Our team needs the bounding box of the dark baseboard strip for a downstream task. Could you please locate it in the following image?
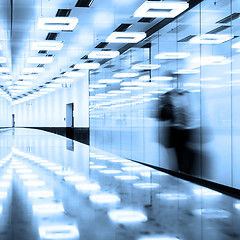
[21,127,89,145]
[130,158,240,200]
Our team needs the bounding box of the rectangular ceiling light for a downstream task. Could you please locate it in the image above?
[19,75,38,80]
[27,56,53,64]
[190,34,233,44]
[155,52,190,59]
[23,67,45,73]
[134,1,189,18]
[38,17,78,31]
[63,72,85,77]
[1,75,12,80]
[54,78,74,83]
[98,79,122,84]
[106,32,146,43]
[232,41,240,49]
[113,73,139,78]
[131,64,161,70]
[88,51,119,59]
[16,81,33,85]
[74,63,100,69]
[0,67,9,72]
[31,41,64,51]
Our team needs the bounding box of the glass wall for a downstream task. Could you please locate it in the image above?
[90,0,240,189]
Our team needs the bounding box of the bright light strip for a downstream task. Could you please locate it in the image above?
[114,175,139,180]
[23,67,45,73]
[47,83,62,88]
[173,69,200,74]
[39,224,79,239]
[121,87,143,90]
[54,78,73,83]
[2,174,12,180]
[109,159,130,163]
[234,203,240,210]
[1,75,12,80]
[19,174,39,179]
[16,169,32,174]
[89,84,107,88]
[0,205,2,214]
[108,90,131,94]
[134,1,189,18]
[27,56,53,64]
[74,63,100,69]
[193,188,222,198]
[98,79,122,84]
[131,64,161,70]
[0,181,10,188]
[138,235,180,240]
[31,41,64,51]
[19,75,38,80]
[155,52,190,59]
[63,72,85,77]
[106,32,146,43]
[113,73,139,78]
[75,183,101,192]
[88,51,119,59]
[33,203,64,214]
[89,193,120,204]
[64,175,86,183]
[47,166,62,171]
[55,170,74,176]
[151,76,173,81]
[40,162,56,167]
[0,68,10,72]
[28,190,54,198]
[38,17,78,31]
[23,180,46,187]
[0,192,7,199]
[108,209,147,223]
[90,165,107,169]
[156,193,189,200]
[99,169,122,174]
[190,34,233,44]
[200,56,231,65]
[122,166,149,172]
[140,171,168,177]
[193,209,230,218]
[15,81,33,85]
[0,57,6,63]
[133,183,160,189]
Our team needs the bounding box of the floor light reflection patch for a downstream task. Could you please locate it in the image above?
[64,175,86,183]
[133,183,160,189]
[138,235,181,240]
[99,169,122,174]
[90,165,107,169]
[75,183,101,192]
[193,209,230,218]
[33,203,64,214]
[114,175,139,181]
[108,209,147,223]
[23,180,46,187]
[89,193,120,204]
[28,190,54,198]
[19,174,39,179]
[39,224,79,239]
[193,188,222,198]
[156,193,189,200]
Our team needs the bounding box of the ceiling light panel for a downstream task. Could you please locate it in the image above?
[27,57,53,64]
[31,41,64,51]
[38,17,78,31]
[88,51,119,59]
[131,64,161,70]
[74,63,100,69]
[63,72,85,77]
[113,73,139,78]
[134,1,189,18]
[0,68,10,72]
[0,57,7,63]
[155,52,190,59]
[23,68,45,73]
[19,75,38,80]
[106,32,146,43]
[190,34,233,44]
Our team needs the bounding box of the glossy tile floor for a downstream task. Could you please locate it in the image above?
[0,128,239,240]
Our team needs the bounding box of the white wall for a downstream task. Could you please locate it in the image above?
[0,98,12,127]
[13,71,89,128]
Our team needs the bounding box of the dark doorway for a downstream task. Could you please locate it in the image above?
[12,114,15,128]
[66,103,74,139]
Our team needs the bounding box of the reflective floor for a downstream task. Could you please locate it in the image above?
[0,128,239,240]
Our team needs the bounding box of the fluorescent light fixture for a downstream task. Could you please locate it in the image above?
[134,1,189,18]
[28,190,54,198]
[133,183,160,189]
[33,203,64,214]
[19,75,38,80]
[121,87,143,90]
[54,78,73,83]
[23,67,45,73]
[98,79,122,84]
[40,162,56,167]
[15,81,33,85]
[74,63,100,69]
[31,41,64,50]
[198,56,231,65]
[38,17,78,31]
[131,64,161,70]
[23,180,46,187]
[89,193,120,204]
[63,72,85,77]
[190,34,233,44]
[109,159,129,163]
[106,32,146,43]
[121,166,148,172]
[173,69,200,74]
[108,90,131,94]
[155,52,190,59]
[89,84,107,88]
[234,203,240,210]
[1,75,12,80]
[47,166,63,171]
[0,57,6,63]
[0,67,10,72]
[88,50,119,59]
[64,175,86,183]
[39,224,79,239]
[114,175,139,180]
[138,235,180,240]
[201,77,219,81]
[90,165,107,169]
[156,193,189,200]
[113,73,139,78]
[99,169,122,174]
[75,183,101,192]
[151,76,173,81]
[140,171,168,177]
[16,169,32,174]
[27,56,53,64]
[47,83,62,88]
[55,170,74,176]
[19,174,39,179]
[108,209,147,223]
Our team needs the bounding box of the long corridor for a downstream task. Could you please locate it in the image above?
[0,128,239,240]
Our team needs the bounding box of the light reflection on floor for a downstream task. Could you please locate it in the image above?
[0,128,239,240]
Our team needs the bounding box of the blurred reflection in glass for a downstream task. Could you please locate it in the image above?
[154,73,212,177]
